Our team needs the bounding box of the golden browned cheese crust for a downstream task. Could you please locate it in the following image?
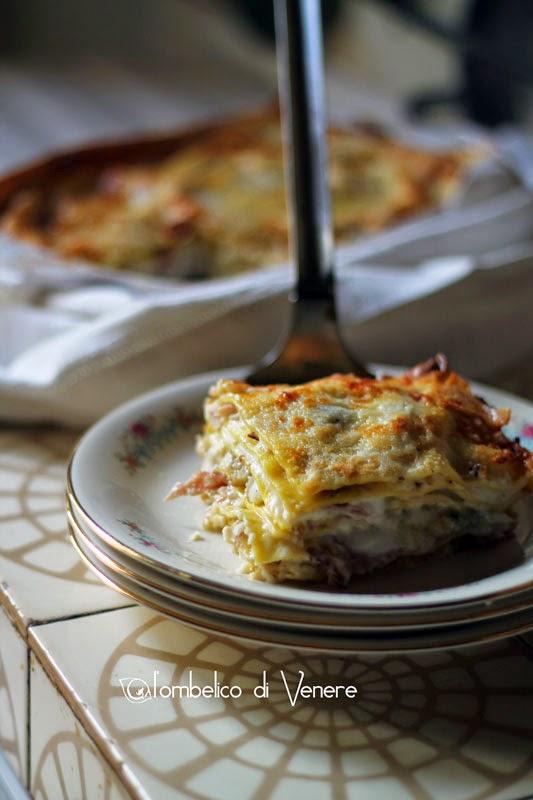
[206,370,533,502]
[0,112,484,276]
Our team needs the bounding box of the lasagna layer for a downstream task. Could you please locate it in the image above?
[167,357,533,584]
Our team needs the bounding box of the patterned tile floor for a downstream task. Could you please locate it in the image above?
[0,426,533,798]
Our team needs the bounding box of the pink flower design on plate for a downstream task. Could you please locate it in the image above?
[115,406,201,474]
[130,421,151,438]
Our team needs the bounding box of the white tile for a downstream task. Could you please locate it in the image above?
[287,748,332,777]
[196,717,247,745]
[0,430,128,633]
[136,618,207,655]
[488,769,533,800]
[367,722,398,740]
[346,777,412,800]
[0,608,27,783]
[0,519,42,551]
[242,708,273,727]
[129,728,206,772]
[302,729,330,747]
[27,606,533,800]
[24,540,81,572]
[269,722,299,742]
[109,694,178,731]
[30,656,129,800]
[414,758,491,800]
[0,470,26,492]
[291,706,314,723]
[387,737,436,767]
[236,736,285,768]
[272,778,331,800]
[421,717,467,746]
[179,694,226,720]
[197,642,243,666]
[429,667,476,690]
[332,709,353,728]
[382,660,411,676]
[337,729,368,747]
[313,710,330,728]
[461,728,532,773]
[389,709,419,728]
[341,749,388,778]
[186,759,263,800]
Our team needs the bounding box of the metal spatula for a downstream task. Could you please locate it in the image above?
[247,0,370,385]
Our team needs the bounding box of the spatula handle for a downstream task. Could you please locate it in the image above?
[274,0,334,301]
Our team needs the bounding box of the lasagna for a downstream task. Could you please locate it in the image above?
[167,357,533,585]
[0,112,483,278]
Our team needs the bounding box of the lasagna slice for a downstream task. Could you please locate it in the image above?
[167,358,533,584]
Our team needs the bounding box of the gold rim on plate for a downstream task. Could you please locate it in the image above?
[68,510,533,655]
[68,498,533,632]
[67,457,533,624]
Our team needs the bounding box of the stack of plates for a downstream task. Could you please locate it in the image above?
[67,369,533,654]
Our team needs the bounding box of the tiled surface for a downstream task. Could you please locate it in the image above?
[0,428,130,637]
[30,655,130,800]
[0,607,27,784]
[29,605,533,800]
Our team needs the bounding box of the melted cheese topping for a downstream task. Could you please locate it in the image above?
[205,371,532,506]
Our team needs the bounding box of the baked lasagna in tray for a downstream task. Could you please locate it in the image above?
[0,111,483,279]
[167,357,533,585]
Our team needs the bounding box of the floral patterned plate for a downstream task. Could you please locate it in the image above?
[67,367,533,627]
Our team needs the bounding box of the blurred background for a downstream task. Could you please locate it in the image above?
[1,0,533,425]
[2,0,533,171]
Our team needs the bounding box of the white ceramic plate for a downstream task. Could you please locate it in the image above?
[68,367,533,616]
